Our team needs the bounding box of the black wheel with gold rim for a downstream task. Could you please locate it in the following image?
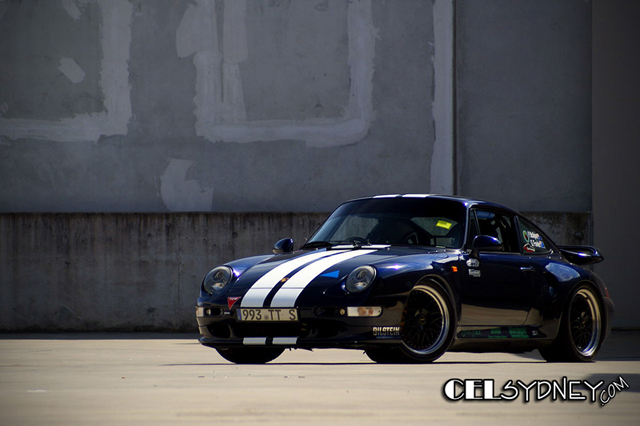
[398,282,455,363]
[539,284,603,362]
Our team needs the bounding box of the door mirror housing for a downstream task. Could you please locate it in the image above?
[558,245,604,265]
[470,235,503,258]
[273,238,294,254]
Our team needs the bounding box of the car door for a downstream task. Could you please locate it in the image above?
[460,209,535,326]
[516,217,563,315]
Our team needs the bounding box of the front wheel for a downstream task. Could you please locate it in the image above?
[398,282,456,363]
[539,285,604,362]
[216,347,284,364]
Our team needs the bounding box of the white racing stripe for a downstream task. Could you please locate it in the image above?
[270,250,376,307]
[243,337,267,345]
[402,194,430,198]
[273,337,298,345]
[240,250,345,308]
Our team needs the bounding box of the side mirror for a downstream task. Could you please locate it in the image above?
[558,245,604,265]
[470,235,503,259]
[273,238,294,254]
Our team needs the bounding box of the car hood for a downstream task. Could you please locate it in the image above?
[224,246,458,307]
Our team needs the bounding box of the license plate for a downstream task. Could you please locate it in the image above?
[237,308,298,322]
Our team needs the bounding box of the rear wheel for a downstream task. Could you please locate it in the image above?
[398,282,455,363]
[216,347,284,364]
[539,285,603,362]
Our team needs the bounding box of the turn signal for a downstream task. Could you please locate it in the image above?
[347,306,382,317]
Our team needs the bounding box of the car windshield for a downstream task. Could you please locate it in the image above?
[305,197,467,249]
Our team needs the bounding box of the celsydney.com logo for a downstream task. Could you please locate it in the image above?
[443,376,629,406]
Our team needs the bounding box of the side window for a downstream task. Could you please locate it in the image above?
[474,210,519,253]
[519,219,552,255]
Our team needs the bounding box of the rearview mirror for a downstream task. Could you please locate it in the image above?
[470,235,503,259]
[273,238,294,254]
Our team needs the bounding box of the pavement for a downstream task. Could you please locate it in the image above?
[1,331,639,425]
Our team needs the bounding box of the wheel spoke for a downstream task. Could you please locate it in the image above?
[401,286,450,356]
[567,288,601,358]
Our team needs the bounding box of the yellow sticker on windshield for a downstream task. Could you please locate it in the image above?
[436,220,452,230]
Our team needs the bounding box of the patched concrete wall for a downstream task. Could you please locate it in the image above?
[0,0,446,213]
[0,0,593,214]
[0,212,327,331]
[0,1,636,327]
[0,211,589,331]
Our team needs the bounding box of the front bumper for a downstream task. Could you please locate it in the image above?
[196,304,404,349]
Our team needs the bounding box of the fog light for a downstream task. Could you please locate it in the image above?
[347,306,382,317]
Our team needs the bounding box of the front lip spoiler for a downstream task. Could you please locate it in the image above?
[198,335,402,350]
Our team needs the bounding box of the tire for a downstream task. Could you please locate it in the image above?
[398,282,456,363]
[216,347,284,364]
[539,284,604,362]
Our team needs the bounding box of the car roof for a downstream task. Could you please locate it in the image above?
[347,194,521,215]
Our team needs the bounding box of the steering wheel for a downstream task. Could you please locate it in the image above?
[400,223,434,245]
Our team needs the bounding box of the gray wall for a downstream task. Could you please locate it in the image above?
[0,211,589,331]
[456,0,592,212]
[0,0,593,214]
[0,0,441,213]
[0,0,638,328]
[0,212,327,331]
[592,0,640,328]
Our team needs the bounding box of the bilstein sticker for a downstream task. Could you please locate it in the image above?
[373,326,401,337]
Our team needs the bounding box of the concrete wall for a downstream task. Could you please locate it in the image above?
[0,211,590,331]
[0,0,594,214]
[592,0,640,328]
[0,0,446,213]
[0,1,637,328]
[455,0,592,212]
[0,212,327,331]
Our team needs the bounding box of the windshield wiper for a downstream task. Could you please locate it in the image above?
[301,241,335,249]
[302,240,370,250]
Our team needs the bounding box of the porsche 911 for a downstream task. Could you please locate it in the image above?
[196,195,614,364]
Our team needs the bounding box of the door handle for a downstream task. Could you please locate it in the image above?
[520,266,535,273]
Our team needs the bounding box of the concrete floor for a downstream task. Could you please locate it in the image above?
[1,331,639,425]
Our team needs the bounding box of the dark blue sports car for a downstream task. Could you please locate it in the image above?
[196,195,614,364]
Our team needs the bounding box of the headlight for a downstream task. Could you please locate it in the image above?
[345,266,376,293]
[203,266,233,294]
